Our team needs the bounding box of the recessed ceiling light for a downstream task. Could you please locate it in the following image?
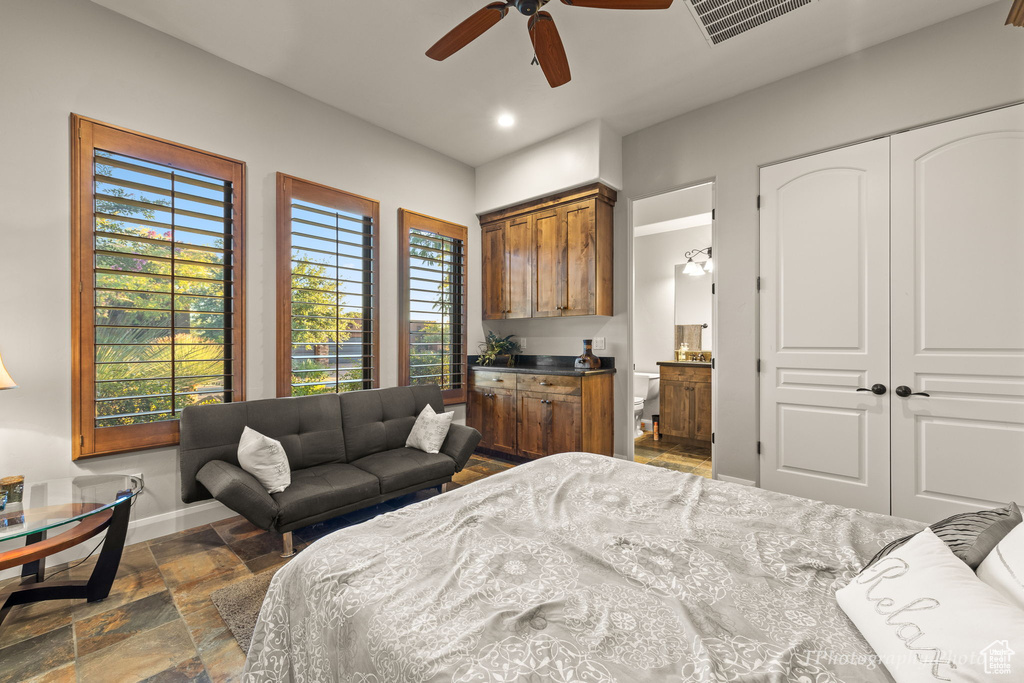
[497,113,515,128]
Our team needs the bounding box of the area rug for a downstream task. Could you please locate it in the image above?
[211,569,277,653]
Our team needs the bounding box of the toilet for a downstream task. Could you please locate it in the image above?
[633,372,660,438]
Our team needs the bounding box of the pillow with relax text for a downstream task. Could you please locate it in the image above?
[237,426,291,494]
[837,528,1024,683]
[406,404,454,454]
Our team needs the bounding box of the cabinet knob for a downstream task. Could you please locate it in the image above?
[539,382,550,386]
[493,378,504,382]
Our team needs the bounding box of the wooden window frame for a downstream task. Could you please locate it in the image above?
[398,209,468,405]
[71,114,246,459]
[276,173,381,397]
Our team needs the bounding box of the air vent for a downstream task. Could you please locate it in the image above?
[687,0,815,45]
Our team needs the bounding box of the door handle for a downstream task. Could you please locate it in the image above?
[895,385,930,398]
[856,384,887,395]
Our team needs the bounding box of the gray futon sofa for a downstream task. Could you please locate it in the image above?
[178,385,481,555]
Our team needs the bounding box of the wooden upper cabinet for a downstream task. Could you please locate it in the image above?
[479,183,615,320]
[505,215,533,319]
[482,222,506,320]
[533,209,563,318]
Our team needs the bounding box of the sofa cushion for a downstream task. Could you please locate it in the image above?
[271,463,380,526]
[340,386,444,461]
[352,447,457,493]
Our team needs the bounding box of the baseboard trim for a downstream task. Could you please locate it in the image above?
[716,474,756,487]
[0,500,236,581]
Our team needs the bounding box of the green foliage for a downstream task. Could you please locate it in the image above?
[477,332,521,367]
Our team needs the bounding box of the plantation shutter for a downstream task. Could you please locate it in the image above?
[276,174,380,397]
[72,116,246,458]
[398,210,468,404]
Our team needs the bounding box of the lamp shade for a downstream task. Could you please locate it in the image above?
[0,351,16,390]
[682,259,705,276]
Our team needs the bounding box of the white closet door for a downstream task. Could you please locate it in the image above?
[759,139,892,514]
[890,104,1024,522]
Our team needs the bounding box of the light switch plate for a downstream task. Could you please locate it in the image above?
[592,337,606,350]
[519,337,527,350]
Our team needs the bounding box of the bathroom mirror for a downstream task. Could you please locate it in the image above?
[674,259,713,356]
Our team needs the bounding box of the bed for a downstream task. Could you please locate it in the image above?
[243,452,923,682]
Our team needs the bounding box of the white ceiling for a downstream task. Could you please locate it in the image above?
[90,0,998,167]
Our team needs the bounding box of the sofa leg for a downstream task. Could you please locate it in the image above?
[441,482,452,493]
[281,531,295,558]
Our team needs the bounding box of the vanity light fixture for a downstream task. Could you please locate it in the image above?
[682,247,712,276]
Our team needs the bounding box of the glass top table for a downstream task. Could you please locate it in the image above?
[0,474,143,544]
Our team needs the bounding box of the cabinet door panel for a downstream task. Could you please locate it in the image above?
[467,388,492,449]
[490,390,518,454]
[482,223,506,320]
[533,210,564,318]
[506,215,533,319]
[564,201,596,316]
[660,380,692,439]
[517,394,549,459]
[693,382,712,442]
[549,398,583,454]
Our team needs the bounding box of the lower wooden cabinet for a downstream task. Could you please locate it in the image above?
[658,364,712,447]
[468,369,614,458]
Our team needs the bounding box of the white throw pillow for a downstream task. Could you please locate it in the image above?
[836,528,1024,683]
[237,426,291,494]
[978,521,1024,612]
[405,404,454,454]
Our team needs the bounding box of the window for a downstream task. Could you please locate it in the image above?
[277,174,380,397]
[71,115,246,459]
[398,209,468,404]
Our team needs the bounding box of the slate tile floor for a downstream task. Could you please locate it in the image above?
[634,433,713,478]
[0,449,705,681]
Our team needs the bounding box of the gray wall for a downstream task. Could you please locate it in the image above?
[0,0,479,548]
[623,1,1024,483]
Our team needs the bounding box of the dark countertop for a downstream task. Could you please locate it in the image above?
[469,354,616,376]
[470,364,616,376]
[657,361,712,368]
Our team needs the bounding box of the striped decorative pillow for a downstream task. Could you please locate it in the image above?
[866,502,1021,570]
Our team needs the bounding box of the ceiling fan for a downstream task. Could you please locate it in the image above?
[426,0,674,88]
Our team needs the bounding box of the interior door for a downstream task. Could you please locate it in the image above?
[890,104,1024,522]
[505,215,533,319]
[482,223,506,320]
[759,138,892,514]
[533,209,563,318]
[564,200,596,316]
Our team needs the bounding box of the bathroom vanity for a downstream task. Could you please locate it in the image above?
[657,361,712,448]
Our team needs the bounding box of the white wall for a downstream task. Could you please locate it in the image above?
[623,1,1024,483]
[633,225,712,374]
[475,119,623,214]
[0,0,479,562]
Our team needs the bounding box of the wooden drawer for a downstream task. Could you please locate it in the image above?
[660,365,712,383]
[516,373,582,396]
[470,371,516,388]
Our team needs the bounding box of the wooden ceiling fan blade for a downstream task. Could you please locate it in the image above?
[560,0,673,9]
[426,2,510,61]
[529,11,571,88]
[1008,0,1024,27]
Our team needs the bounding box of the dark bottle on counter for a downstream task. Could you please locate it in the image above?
[574,339,602,370]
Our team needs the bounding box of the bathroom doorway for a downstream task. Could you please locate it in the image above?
[628,182,715,478]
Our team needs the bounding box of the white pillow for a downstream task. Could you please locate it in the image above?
[977,522,1024,612]
[405,404,454,454]
[836,528,1024,683]
[237,426,291,494]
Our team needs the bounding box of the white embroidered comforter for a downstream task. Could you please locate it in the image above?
[244,452,921,682]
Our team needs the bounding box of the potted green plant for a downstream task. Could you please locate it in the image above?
[477,332,521,367]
